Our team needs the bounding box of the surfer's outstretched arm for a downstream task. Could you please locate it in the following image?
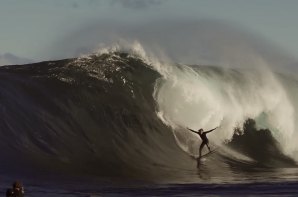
[187,128,197,134]
[204,127,218,134]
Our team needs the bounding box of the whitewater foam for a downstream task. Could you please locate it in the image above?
[64,39,298,165]
[153,60,298,159]
[86,41,297,161]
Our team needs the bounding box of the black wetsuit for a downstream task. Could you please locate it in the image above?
[198,132,208,144]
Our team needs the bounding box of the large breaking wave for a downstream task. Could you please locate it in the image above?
[0,43,297,182]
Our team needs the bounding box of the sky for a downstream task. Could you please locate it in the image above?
[1,0,298,66]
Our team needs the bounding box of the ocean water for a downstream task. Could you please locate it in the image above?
[1,48,298,196]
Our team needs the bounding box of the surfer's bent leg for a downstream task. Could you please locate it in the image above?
[199,142,205,158]
[206,143,211,152]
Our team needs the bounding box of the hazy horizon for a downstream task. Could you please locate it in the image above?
[1,0,298,68]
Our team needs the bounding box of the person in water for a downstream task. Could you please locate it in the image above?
[6,181,24,197]
[187,127,218,159]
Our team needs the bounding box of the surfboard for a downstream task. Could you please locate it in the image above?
[190,148,218,160]
[200,148,217,158]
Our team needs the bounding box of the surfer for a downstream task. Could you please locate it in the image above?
[187,127,218,160]
[6,181,24,197]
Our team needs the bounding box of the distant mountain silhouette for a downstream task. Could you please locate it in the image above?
[0,53,33,66]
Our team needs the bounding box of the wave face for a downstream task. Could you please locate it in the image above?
[0,50,297,183]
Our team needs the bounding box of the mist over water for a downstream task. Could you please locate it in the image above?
[52,20,297,68]
[104,37,298,161]
[54,21,298,158]
[153,60,297,158]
